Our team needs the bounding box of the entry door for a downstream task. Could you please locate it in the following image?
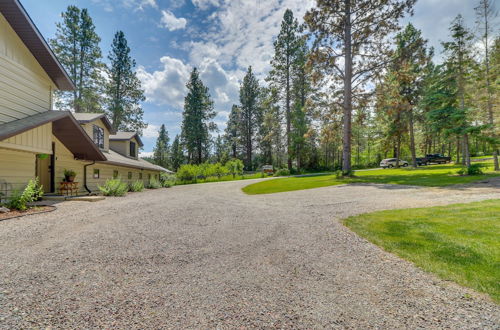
[36,143,55,193]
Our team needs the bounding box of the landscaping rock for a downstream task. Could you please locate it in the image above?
[0,206,10,213]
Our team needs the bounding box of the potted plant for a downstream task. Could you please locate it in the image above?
[64,169,76,182]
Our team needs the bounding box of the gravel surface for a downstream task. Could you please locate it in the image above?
[0,179,499,328]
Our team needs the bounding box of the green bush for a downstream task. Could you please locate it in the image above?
[98,178,128,196]
[176,164,197,182]
[274,168,290,177]
[128,180,144,192]
[7,178,44,211]
[213,163,228,178]
[147,178,162,189]
[457,164,484,176]
[160,173,176,187]
[226,159,244,178]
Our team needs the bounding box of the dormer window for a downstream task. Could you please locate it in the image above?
[93,125,104,149]
[129,141,136,157]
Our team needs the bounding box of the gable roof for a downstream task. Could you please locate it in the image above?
[73,113,115,133]
[0,111,106,161]
[0,0,74,90]
[109,131,144,147]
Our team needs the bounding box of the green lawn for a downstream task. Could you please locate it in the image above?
[343,200,500,302]
[242,161,500,195]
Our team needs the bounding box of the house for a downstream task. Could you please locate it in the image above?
[0,0,169,197]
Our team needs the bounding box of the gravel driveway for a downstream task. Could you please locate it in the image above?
[0,179,499,328]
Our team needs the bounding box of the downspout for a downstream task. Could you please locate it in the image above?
[83,161,95,194]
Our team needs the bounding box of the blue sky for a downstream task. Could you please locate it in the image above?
[21,0,485,156]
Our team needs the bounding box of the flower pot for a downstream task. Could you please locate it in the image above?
[66,175,75,182]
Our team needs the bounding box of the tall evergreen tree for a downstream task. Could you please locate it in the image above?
[305,0,415,174]
[153,124,170,168]
[224,105,241,159]
[169,135,184,171]
[391,23,432,167]
[181,68,216,164]
[259,87,284,167]
[106,31,146,133]
[238,66,261,170]
[442,15,475,167]
[475,0,499,170]
[269,9,301,171]
[50,6,104,112]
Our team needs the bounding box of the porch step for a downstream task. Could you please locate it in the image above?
[42,195,105,202]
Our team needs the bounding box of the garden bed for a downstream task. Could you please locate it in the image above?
[0,205,56,221]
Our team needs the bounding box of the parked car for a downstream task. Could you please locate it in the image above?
[416,157,428,166]
[425,154,451,164]
[380,158,409,168]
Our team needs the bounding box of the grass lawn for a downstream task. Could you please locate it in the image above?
[343,200,500,302]
[242,161,500,195]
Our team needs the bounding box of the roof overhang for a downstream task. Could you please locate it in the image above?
[110,134,144,147]
[0,0,75,90]
[0,111,106,161]
[74,114,115,134]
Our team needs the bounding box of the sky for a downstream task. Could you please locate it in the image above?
[21,0,490,157]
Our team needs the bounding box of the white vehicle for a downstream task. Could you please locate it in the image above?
[380,158,409,168]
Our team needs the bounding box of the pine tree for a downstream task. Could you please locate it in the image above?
[181,68,216,164]
[269,9,301,171]
[169,135,184,171]
[153,124,170,168]
[50,6,104,112]
[238,66,261,170]
[391,23,432,167]
[305,0,415,174]
[442,15,475,167]
[106,31,146,133]
[475,0,499,170]
[224,105,240,159]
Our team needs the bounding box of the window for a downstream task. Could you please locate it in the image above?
[93,169,100,179]
[148,174,151,180]
[128,172,132,180]
[113,170,118,179]
[129,141,136,157]
[139,172,143,179]
[93,125,104,149]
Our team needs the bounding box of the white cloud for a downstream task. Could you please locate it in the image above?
[91,0,158,12]
[160,10,187,31]
[142,124,160,138]
[191,0,221,10]
[137,56,191,108]
[139,151,154,157]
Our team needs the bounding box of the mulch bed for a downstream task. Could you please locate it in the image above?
[0,205,56,221]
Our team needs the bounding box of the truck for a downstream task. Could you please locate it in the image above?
[425,154,451,164]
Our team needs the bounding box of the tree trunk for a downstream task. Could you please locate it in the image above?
[456,136,460,164]
[409,108,417,167]
[342,0,352,175]
[463,133,471,167]
[395,136,401,168]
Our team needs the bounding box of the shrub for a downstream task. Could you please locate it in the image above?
[147,178,162,189]
[467,164,483,175]
[98,178,128,196]
[7,178,44,211]
[160,173,176,187]
[128,180,144,192]
[177,164,197,182]
[213,163,228,178]
[274,168,290,177]
[226,159,244,178]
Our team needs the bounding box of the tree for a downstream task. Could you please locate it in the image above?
[153,124,170,168]
[442,15,475,167]
[50,6,104,112]
[181,68,216,164]
[305,0,415,174]
[224,105,241,159]
[259,87,283,167]
[269,9,301,171]
[169,135,184,171]
[238,66,261,170]
[391,23,432,167]
[475,0,499,170]
[106,31,146,133]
